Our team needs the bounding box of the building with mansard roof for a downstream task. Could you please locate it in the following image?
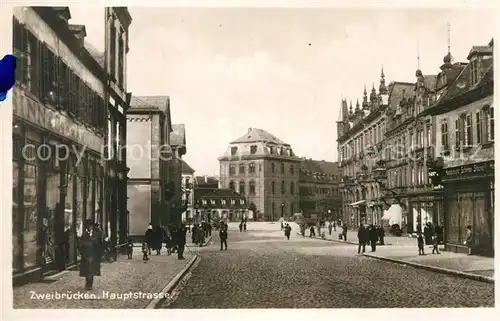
[219,128,302,221]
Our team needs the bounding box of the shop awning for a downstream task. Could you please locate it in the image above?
[381,204,403,226]
[349,200,366,207]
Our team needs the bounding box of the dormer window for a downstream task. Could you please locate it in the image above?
[231,147,238,155]
[250,145,257,154]
[280,147,284,155]
[269,146,274,154]
[471,58,479,85]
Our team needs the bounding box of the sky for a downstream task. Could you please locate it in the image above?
[68,6,496,176]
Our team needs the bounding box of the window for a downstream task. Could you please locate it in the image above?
[409,131,414,150]
[441,120,449,151]
[488,106,494,142]
[455,118,461,149]
[239,163,245,174]
[281,181,285,194]
[465,114,472,146]
[229,181,235,191]
[290,165,294,175]
[240,199,245,205]
[239,180,245,195]
[271,181,275,194]
[271,163,275,173]
[118,30,124,87]
[290,203,294,215]
[269,146,275,154]
[231,199,236,205]
[110,21,116,78]
[290,182,295,195]
[229,165,236,175]
[476,110,483,144]
[426,123,431,147]
[280,163,285,174]
[249,163,256,173]
[249,180,256,195]
[471,59,479,85]
[250,145,257,154]
[221,199,226,205]
[231,147,238,156]
[280,147,285,155]
[202,199,207,205]
[211,199,216,205]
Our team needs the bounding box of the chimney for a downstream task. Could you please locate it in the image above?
[204,175,208,183]
[248,127,252,133]
[53,7,71,24]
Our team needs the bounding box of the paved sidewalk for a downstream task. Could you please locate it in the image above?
[13,251,196,309]
[363,245,495,282]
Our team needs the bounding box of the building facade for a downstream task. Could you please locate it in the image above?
[168,124,187,227]
[12,7,114,282]
[193,188,248,222]
[299,159,342,221]
[126,96,174,237]
[219,128,301,221]
[424,40,494,256]
[180,159,195,223]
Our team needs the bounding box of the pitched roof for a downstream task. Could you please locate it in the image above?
[467,45,493,60]
[422,75,438,91]
[130,96,170,112]
[387,82,415,110]
[194,188,243,200]
[180,159,195,174]
[84,40,104,67]
[231,128,289,145]
[194,176,219,186]
[170,124,186,147]
[301,159,340,175]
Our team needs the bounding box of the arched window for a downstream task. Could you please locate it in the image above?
[271,181,275,194]
[229,181,235,191]
[249,180,256,195]
[239,180,245,195]
[280,163,285,174]
[271,163,276,173]
[281,181,285,194]
[249,162,256,173]
[229,164,236,175]
[239,163,245,174]
[290,181,295,195]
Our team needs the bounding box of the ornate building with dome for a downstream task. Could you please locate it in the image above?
[218,128,302,221]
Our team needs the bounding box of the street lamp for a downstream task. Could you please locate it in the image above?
[281,203,284,218]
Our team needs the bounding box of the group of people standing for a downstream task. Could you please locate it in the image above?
[357,224,385,254]
[142,223,187,261]
[239,218,248,232]
[191,221,212,246]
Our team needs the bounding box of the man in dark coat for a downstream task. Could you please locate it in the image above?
[145,224,154,255]
[378,225,385,245]
[219,222,228,251]
[342,224,348,241]
[176,225,187,260]
[284,224,292,240]
[369,225,378,252]
[79,219,104,290]
[357,225,367,254]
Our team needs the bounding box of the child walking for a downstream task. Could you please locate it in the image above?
[126,239,133,259]
[417,232,425,255]
[142,240,149,262]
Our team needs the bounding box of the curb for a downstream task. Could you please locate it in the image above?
[145,254,200,309]
[362,253,495,284]
[296,233,358,245]
[204,235,213,246]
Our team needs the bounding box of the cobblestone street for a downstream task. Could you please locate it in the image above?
[13,251,195,309]
[165,223,494,308]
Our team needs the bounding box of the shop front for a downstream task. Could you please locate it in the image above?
[12,91,105,283]
[407,192,444,233]
[442,161,494,256]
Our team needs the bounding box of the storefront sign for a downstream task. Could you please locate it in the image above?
[13,89,103,153]
[443,161,494,178]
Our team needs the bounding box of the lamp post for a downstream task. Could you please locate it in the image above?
[281,203,284,218]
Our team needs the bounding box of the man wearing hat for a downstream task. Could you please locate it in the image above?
[79,219,104,290]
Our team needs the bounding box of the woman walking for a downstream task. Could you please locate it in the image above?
[79,219,104,290]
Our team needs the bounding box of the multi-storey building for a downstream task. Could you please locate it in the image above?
[299,159,342,221]
[180,159,195,222]
[193,188,248,222]
[168,124,187,227]
[219,128,301,221]
[11,6,131,283]
[127,96,174,237]
[337,70,405,228]
[423,39,494,256]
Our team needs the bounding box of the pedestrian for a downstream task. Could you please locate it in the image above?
[435,224,443,244]
[171,227,178,253]
[126,239,133,259]
[219,223,228,251]
[191,224,198,244]
[197,226,205,247]
[280,221,284,231]
[243,222,247,231]
[239,221,243,232]
[333,221,336,232]
[142,239,149,262]
[208,221,212,236]
[431,233,440,254]
[328,222,333,236]
[417,232,425,255]
[309,226,315,237]
[165,231,172,256]
[145,223,154,255]
[176,225,187,260]
[369,225,378,252]
[79,219,104,290]
[357,224,367,254]
[153,225,162,255]
[342,224,348,241]
[465,225,473,255]
[378,225,385,245]
[284,223,292,240]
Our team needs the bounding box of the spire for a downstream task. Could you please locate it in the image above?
[349,100,353,115]
[379,65,388,95]
[370,82,377,102]
[355,99,360,111]
[442,23,453,67]
[416,39,423,77]
[362,85,369,108]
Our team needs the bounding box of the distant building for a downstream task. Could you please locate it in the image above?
[299,159,342,221]
[193,188,247,222]
[219,128,301,221]
[180,159,195,222]
[194,175,219,189]
[169,124,188,227]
